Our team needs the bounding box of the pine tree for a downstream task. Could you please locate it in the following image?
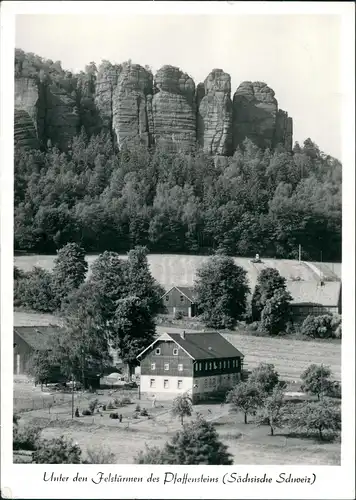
[52,243,88,305]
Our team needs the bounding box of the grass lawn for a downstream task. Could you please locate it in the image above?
[14,379,340,465]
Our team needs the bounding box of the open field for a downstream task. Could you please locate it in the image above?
[15,378,340,465]
[14,253,341,290]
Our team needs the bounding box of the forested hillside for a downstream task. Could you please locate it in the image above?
[14,131,342,261]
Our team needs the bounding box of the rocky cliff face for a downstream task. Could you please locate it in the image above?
[197,69,232,156]
[152,66,196,153]
[45,82,80,150]
[95,62,121,134]
[275,109,293,151]
[232,81,278,150]
[14,77,42,149]
[14,51,294,154]
[112,63,153,149]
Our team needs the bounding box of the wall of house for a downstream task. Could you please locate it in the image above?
[291,304,339,322]
[193,357,242,378]
[140,374,193,400]
[13,332,34,374]
[140,339,193,377]
[163,288,195,317]
[192,372,241,402]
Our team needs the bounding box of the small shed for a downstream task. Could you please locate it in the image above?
[161,286,197,318]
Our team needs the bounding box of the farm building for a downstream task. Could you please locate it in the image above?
[13,325,64,375]
[13,325,102,388]
[161,286,197,317]
[286,280,341,322]
[137,330,244,403]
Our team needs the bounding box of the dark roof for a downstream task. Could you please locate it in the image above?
[168,331,244,360]
[14,325,65,350]
[175,286,196,301]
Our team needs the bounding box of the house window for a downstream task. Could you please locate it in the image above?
[209,362,212,370]
[178,364,183,372]
[204,379,208,388]
[213,362,217,370]
[173,348,179,356]
[223,361,226,368]
[180,295,184,302]
[164,379,169,389]
[177,380,183,389]
[164,363,169,371]
[199,363,202,371]
[219,361,222,369]
[165,296,169,302]
[150,379,156,388]
[151,363,156,370]
[155,348,161,355]
[227,360,230,368]
[205,362,208,370]
[232,360,235,367]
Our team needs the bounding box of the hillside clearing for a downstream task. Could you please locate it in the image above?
[14,253,340,290]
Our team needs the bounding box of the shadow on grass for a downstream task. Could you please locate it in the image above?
[276,430,340,444]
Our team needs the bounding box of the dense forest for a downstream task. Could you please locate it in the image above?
[14,131,342,261]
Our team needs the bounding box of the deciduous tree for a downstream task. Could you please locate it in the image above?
[226,381,264,424]
[171,394,193,425]
[300,364,333,400]
[194,255,250,329]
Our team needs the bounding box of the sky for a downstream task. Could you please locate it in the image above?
[15,13,342,158]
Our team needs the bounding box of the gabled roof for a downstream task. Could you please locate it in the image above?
[14,325,65,351]
[137,331,243,361]
[286,281,341,307]
[160,285,196,302]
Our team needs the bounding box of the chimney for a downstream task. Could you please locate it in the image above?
[180,330,186,340]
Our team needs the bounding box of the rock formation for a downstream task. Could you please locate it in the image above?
[14,77,42,149]
[152,66,196,153]
[95,61,121,132]
[112,63,153,148]
[232,81,278,150]
[197,69,233,156]
[45,82,80,150]
[14,50,294,154]
[274,109,293,151]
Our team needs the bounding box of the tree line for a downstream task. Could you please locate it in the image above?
[15,128,342,261]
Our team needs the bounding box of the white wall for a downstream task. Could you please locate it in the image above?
[192,373,240,396]
[140,375,193,399]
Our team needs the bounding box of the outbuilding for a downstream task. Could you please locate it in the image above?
[161,286,197,318]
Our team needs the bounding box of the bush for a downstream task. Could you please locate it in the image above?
[120,396,131,405]
[135,404,141,413]
[13,425,41,451]
[82,409,92,416]
[174,310,184,320]
[109,412,119,419]
[107,400,115,410]
[301,314,340,339]
[84,445,116,464]
[88,399,99,414]
[140,408,148,417]
[33,436,82,464]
